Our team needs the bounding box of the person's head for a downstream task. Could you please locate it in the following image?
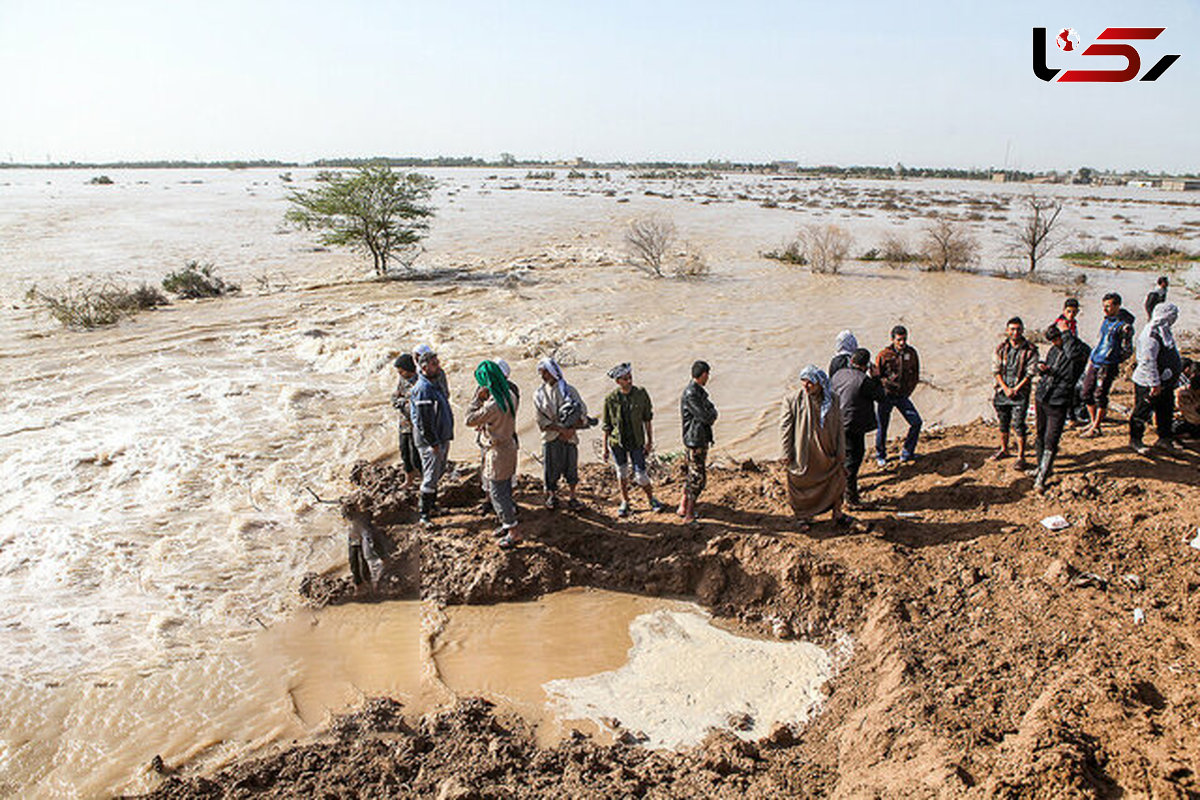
[798,364,826,397]
[1062,298,1079,321]
[1102,292,1122,317]
[1158,275,1169,289]
[890,325,908,350]
[1044,324,1063,346]
[607,362,633,392]
[1006,316,1024,343]
[850,348,871,371]
[394,353,416,379]
[691,360,710,385]
[415,346,440,377]
[538,366,555,384]
[1152,302,1179,328]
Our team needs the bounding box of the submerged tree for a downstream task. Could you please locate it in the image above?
[922,218,979,271]
[286,164,435,276]
[1011,195,1066,273]
[625,214,676,277]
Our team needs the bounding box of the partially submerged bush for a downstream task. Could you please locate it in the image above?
[524,170,556,180]
[922,219,978,271]
[25,281,168,330]
[88,175,113,185]
[625,214,677,277]
[798,224,853,273]
[763,240,807,265]
[162,261,240,299]
[876,235,925,268]
[670,245,711,279]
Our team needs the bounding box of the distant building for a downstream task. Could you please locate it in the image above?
[1127,179,1160,188]
[1162,179,1200,191]
[991,172,1009,183]
[772,161,799,173]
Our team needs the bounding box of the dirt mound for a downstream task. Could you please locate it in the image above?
[144,403,1200,798]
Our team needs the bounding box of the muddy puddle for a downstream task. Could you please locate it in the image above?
[0,588,836,798]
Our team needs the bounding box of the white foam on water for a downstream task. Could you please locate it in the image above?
[544,609,836,749]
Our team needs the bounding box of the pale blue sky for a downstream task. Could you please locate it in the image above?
[1,0,1196,170]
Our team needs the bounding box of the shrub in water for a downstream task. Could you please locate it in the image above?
[162,261,240,299]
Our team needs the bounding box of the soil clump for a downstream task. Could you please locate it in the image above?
[140,397,1200,798]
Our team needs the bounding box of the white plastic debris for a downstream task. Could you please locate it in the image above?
[1133,608,1145,625]
[1189,529,1200,551]
[895,512,921,519]
[1040,515,1070,531]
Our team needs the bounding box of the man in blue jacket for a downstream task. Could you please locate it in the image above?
[1080,293,1135,438]
[410,347,454,526]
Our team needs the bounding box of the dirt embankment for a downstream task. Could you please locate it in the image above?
[142,402,1200,798]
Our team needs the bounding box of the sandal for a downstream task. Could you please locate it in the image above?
[567,498,583,512]
[498,533,521,550]
[988,450,1008,461]
[834,513,857,528]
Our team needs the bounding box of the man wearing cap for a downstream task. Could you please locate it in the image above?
[391,353,421,489]
[602,363,668,517]
[534,357,589,511]
[410,346,454,526]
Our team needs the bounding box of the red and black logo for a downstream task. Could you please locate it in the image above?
[1033,27,1180,82]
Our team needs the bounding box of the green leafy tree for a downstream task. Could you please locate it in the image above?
[285,164,435,275]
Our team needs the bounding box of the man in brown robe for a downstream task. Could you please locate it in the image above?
[781,365,852,529]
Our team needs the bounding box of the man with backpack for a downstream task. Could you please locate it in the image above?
[1130,303,1182,454]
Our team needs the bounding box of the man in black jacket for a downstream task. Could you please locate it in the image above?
[831,348,885,507]
[678,360,718,524]
[1033,325,1089,493]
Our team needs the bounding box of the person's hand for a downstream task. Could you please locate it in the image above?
[475,386,489,401]
[645,441,654,456]
[1151,385,1162,397]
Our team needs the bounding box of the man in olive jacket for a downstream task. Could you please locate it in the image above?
[603,362,668,518]
[679,360,718,524]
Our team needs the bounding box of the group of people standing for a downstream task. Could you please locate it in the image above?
[988,277,1189,494]
[375,276,1187,567]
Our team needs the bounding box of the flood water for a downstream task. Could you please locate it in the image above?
[1,167,1196,796]
[0,589,833,798]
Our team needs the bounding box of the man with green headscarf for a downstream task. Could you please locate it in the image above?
[466,360,522,548]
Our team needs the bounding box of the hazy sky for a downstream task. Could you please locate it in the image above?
[1,0,1197,170]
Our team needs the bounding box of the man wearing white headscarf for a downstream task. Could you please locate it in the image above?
[1130,302,1182,454]
[780,365,852,529]
[534,357,589,510]
[829,330,858,378]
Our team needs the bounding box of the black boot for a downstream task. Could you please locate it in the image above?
[419,492,436,527]
[1033,450,1054,493]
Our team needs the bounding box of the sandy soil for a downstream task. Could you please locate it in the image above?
[137,381,1200,799]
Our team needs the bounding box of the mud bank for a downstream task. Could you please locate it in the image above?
[142,404,1200,798]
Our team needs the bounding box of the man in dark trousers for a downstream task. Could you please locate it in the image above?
[1032,325,1089,493]
[1130,302,1182,454]
[874,325,922,466]
[991,317,1038,469]
[831,348,885,507]
[679,360,718,525]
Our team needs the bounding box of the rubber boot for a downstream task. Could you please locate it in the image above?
[1033,450,1054,493]
[419,492,436,527]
